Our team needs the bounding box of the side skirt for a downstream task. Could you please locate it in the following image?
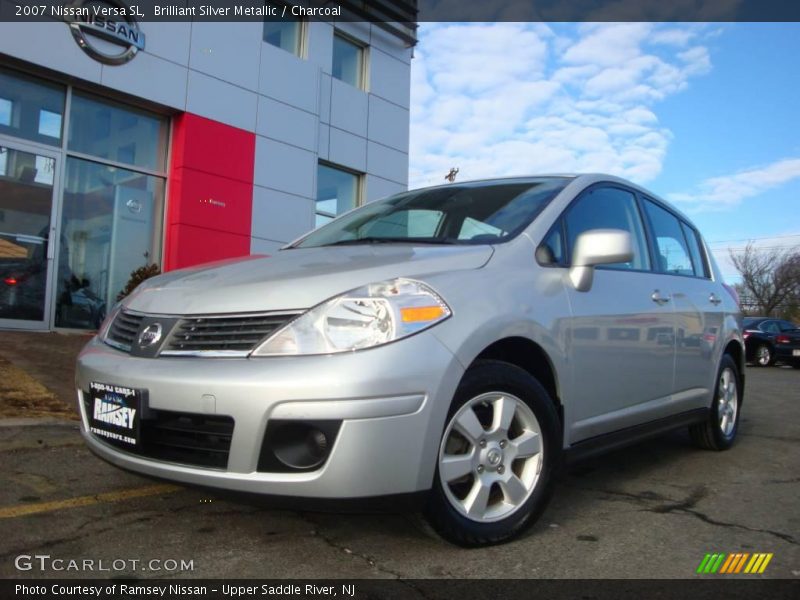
[564,408,709,464]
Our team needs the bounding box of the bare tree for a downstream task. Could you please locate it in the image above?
[730,243,800,317]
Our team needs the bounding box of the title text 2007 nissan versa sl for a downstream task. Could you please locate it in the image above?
[77,174,745,546]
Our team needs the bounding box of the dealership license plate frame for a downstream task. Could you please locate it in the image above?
[88,382,143,448]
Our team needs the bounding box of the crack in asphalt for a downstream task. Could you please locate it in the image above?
[288,515,452,599]
[0,523,119,563]
[743,433,800,443]
[564,483,799,546]
[297,512,405,579]
[764,477,800,485]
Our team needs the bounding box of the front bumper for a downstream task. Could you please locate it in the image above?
[76,332,465,498]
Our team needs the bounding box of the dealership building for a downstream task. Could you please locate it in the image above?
[0,2,415,330]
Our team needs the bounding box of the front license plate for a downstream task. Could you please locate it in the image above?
[88,382,141,447]
[793,349,800,357]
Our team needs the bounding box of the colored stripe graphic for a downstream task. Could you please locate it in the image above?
[711,553,726,573]
[758,554,773,573]
[698,552,773,575]
[720,554,736,573]
[697,554,713,574]
[734,553,750,573]
[745,554,761,573]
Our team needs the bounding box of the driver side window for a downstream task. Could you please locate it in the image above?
[564,187,650,271]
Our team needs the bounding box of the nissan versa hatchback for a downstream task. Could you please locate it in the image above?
[77,174,744,546]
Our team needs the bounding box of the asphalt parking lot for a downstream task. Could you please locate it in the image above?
[1,365,798,580]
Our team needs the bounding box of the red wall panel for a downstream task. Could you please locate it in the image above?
[169,113,255,183]
[165,113,256,271]
[165,224,251,270]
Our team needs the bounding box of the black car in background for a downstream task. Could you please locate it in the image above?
[743,317,800,368]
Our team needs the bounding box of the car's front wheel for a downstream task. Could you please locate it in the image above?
[425,360,561,546]
[689,354,742,450]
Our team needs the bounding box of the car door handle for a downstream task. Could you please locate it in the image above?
[651,290,670,305]
[709,293,722,306]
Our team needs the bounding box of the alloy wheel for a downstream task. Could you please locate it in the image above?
[717,367,738,437]
[438,392,543,523]
[756,345,771,366]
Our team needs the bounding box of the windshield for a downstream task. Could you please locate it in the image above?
[292,178,570,248]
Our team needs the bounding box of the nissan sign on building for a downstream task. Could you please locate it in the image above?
[0,1,417,331]
[65,0,146,65]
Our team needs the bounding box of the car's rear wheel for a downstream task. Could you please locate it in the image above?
[754,343,773,366]
[425,360,560,546]
[689,354,742,450]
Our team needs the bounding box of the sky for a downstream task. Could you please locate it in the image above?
[408,22,800,281]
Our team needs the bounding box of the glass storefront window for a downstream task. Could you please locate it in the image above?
[55,158,164,329]
[316,163,360,227]
[68,94,168,172]
[0,68,65,146]
[0,146,55,322]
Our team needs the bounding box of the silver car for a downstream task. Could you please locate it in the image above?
[76,174,744,546]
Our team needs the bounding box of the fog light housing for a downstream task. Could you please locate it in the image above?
[258,420,342,472]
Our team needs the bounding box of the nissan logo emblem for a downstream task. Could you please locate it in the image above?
[64,0,146,66]
[138,323,163,348]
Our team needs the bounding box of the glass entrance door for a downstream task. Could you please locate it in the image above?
[0,141,59,328]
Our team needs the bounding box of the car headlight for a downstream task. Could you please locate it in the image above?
[251,278,451,356]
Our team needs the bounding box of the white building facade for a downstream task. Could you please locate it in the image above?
[0,3,414,330]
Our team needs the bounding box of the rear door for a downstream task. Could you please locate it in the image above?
[640,198,722,400]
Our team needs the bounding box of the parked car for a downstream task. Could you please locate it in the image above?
[76,174,745,546]
[743,317,800,368]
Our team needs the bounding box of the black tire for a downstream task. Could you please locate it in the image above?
[792,361,800,370]
[689,354,742,451]
[424,360,561,547]
[753,343,774,367]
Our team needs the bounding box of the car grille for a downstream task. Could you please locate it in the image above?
[138,410,235,469]
[106,311,145,352]
[104,310,299,356]
[162,312,299,355]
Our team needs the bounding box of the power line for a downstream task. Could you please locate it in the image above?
[711,245,800,252]
[706,234,800,246]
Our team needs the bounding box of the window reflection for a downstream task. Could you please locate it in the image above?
[332,34,364,88]
[316,164,360,227]
[55,158,164,328]
[68,94,167,172]
[263,3,302,55]
[0,68,65,146]
[0,147,55,322]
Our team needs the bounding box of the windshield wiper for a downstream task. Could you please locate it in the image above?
[322,237,462,247]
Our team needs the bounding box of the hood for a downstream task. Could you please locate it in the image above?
[126,244,494,315]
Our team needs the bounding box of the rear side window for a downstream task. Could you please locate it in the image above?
[761,321,780,334]
[564,186,650,271]
[680,222,710,278]
[642,199,694,276]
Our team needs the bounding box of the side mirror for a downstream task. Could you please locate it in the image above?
[570,229,633,292]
